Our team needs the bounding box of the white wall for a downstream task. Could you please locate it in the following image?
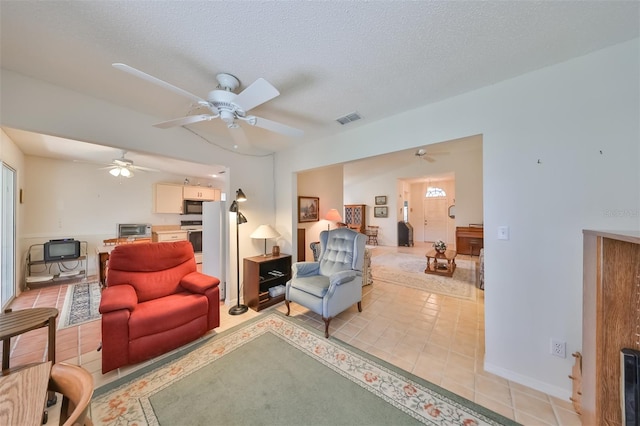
[275,39,640,398]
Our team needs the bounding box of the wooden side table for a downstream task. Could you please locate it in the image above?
[1,307,58,406]
[424,249,457,277]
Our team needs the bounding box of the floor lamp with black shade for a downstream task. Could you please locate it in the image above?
[229,188,248,315]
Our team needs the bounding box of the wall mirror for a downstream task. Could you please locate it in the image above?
[448,205,455,219]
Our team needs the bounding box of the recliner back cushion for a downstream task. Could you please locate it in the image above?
[107,241,197,302]
[318,229,361,276]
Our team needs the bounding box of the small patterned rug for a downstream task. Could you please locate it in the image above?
[92,313,517,425]
[371,252,476,300]
[58,281,102,329]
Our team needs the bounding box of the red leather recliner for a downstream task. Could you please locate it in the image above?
[99,241,220,373]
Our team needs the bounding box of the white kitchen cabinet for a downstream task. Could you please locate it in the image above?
[152,230,188,242]
[154,183,183,214]
[183,186,219,201]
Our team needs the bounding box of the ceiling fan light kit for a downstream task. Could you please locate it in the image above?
[113,63,304,146]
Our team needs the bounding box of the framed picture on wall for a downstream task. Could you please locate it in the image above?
[374,206,388,218]
[298,196,320,222]
[375,195,387,205]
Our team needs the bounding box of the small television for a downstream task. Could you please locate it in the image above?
[44,239,81,262]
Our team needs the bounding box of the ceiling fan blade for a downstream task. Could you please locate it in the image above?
[113,63,205,104]
[233,78,280,112]
[133,165,159,172]
[250,116,304,137]
[423,156,436,163]
[153,114,216,129]
[228,126,250,150]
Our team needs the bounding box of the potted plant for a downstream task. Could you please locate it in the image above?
[433,240,447,253]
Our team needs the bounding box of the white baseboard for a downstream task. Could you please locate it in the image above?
[484,361,572,401]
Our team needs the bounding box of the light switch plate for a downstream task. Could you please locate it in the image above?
[498,226,509,240]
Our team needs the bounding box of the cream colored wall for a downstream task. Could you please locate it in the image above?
[0,129,26,297]
[296,164,344,260]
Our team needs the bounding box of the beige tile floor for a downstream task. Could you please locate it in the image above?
[4,242,581,425]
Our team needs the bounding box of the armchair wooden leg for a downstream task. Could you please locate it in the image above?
[285,300,291,316]
[357,301,362,312]
[323,317,331,338]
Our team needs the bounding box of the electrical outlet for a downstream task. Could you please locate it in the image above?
[550,339,566,358]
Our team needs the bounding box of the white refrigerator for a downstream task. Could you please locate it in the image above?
[202,201,228,302]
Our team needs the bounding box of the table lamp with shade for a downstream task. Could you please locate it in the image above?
[325,208,342,231]
[250,224,281,257]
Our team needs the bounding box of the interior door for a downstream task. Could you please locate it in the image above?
[423,197,447,243]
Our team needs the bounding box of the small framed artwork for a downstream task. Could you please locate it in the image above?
[374,206,388,218]
[298,196,320,222]
[375,195,387,205]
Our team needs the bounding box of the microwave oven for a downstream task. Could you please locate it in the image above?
[117,223,152,239]
[183,200,203,215]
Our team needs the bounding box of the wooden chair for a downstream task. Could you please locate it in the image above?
[48,362,94,426]
[365,226,379,245]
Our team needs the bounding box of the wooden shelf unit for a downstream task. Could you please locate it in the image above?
[243,254,292,311]
[344,204,366,233]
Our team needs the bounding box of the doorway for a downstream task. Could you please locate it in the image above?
[423,197,448,242]
[1,163,16,308]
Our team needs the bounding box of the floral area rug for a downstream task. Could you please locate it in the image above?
[371,252,476,300]
[58,281,102,329]
[92,313,517,425]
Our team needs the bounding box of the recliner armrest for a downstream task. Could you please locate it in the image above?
[292,262,320,278]
[99,285,138,313]
[180,272,220,294]
[329,270,356,286]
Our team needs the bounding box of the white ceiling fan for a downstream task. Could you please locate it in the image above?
[113,63,304,149]
[415,148,449,163]
[102,151,156,178]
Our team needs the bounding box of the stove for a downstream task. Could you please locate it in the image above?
[181,220,203,259]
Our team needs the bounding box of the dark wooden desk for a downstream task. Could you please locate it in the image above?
[455,226,484,256]
[0,361,51,426]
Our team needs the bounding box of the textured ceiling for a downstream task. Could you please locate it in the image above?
[1,1,638,174]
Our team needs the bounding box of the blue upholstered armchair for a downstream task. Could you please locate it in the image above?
[285,228,366,337]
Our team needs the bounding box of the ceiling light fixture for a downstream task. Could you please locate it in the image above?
[109,166,133,178]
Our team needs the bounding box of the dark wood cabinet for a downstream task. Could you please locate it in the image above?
[455,226,484,255]
[582,230,640,425]
[243,254,292,311]
[344,204,366,233]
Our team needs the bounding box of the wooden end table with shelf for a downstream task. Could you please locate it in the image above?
[244,254,292,311]
[425,249,457,277]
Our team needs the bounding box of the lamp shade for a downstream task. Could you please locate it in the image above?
[237,212,248,224]
[325,209,342,222]
[236,188,247,202]
[250,224,280,240]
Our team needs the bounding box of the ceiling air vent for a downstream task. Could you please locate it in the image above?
[335,111,362,125]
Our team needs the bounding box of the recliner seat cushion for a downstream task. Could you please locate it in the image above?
[128,292,208,340]
[289,275,330,298]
